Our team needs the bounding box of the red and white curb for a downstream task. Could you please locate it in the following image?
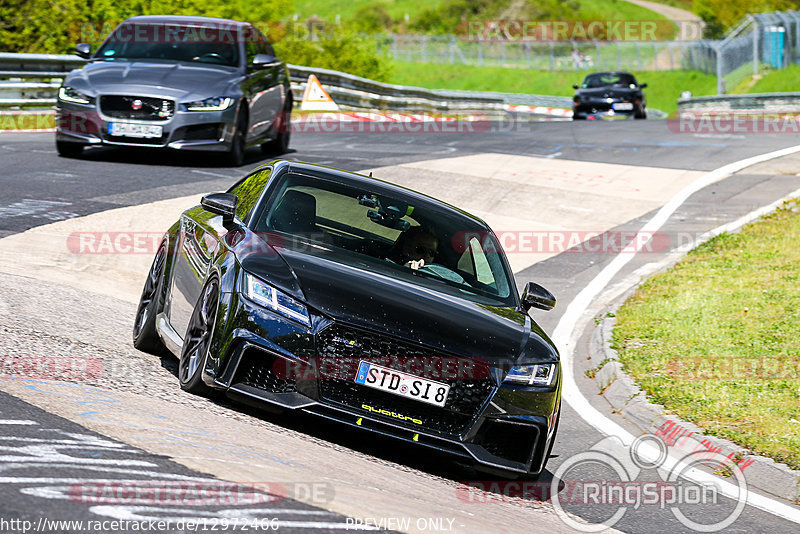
[504,104,573,117]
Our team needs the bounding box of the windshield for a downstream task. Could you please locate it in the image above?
[252,172,517,307]
[582,72,637,88]
[95,23,240,67]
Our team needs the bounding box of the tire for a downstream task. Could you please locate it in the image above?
[261,98,292,155]
[56,140,84,157]
[132,244,168,354]
[227,110,246,167]
[178,278,219,395]
[635,106,647,119]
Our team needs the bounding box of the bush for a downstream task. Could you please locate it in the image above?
[275,23,393,81]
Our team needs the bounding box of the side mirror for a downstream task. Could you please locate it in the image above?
[640,83,647,88]
[75,43,92,59]
[521,282,556,312]
[201,192,238,225]
[572,84,579,89]
[252,53,280,69]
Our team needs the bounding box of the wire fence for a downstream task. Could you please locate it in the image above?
[378,35,709,72]
[378,10,800,94]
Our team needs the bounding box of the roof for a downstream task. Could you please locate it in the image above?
[122,15,252,28]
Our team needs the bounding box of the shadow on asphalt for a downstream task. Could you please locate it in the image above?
[156,351,558,504]
[59,145,295,169]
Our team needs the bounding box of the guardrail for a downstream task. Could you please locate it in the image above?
[678,92,800,112]
[0,52,573,112]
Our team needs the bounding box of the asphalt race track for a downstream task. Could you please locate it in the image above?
[1,119,800,533]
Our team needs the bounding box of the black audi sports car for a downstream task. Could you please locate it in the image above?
[133,160,561,477]
[572,71,647,120]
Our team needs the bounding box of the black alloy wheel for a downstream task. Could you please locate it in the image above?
[178,279,219,395]
[132,244,167,354]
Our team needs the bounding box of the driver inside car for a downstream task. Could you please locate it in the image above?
[388,226,438,269]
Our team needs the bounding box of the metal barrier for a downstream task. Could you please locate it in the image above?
[0,53,572,111]
[679,92,800,112]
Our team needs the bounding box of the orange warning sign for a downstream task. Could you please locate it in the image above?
[300,74,339,111]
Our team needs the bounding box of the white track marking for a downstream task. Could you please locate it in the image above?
[191,170,240,179]
[0,419,38,425]
[553,143,800,523]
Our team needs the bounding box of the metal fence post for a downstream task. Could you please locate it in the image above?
[716,44,725,94]
[449,36,454,64]
[550,42,555,71]
[753,23,760,74]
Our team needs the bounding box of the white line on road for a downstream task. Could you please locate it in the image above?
[191,170,239,179]
[553,143,800,524]
[0,419,38,425]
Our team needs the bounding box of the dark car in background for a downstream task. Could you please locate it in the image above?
[132,159,562,478]
[572,71,647,120]
[56,16,292,165]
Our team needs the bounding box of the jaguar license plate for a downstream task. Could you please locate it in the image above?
[108,122,163,138]
[354,361,450,407]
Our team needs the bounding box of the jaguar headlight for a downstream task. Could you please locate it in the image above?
[242,272,311,327]
[504,363,557,386]
[58,86,93,105]
[184,97,234,111]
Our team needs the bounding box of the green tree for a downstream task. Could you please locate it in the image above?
[0,0,292,53]
[694,0,800,38]
[275,22,393,81]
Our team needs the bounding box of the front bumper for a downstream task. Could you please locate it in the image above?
[56,98,238,151]
[573,101,640,119]
[206,294,562,476]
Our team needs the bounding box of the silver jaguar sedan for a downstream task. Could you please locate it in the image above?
[55,15,292,166]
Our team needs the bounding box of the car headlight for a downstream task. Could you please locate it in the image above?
[184,97,234,111]
[504,363,557,386]
[58,86,93,105]
[242,272,311,327]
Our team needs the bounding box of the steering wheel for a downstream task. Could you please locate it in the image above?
[194,53,224,62]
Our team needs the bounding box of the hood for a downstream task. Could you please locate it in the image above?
[238,240,556,365]
[576,87,640,99]
[66,60,241,101]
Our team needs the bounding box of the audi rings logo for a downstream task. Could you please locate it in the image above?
[550,435,747,532]
[131,99,143,110]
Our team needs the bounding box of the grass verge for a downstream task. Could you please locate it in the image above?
[387,62,717,115]
[613,200,800,470]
